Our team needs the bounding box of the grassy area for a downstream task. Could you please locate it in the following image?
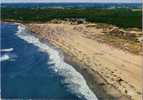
[1,8,142,29]
[84,33,142,55]
[100,34,142,54]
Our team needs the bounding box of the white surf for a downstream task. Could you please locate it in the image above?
[0,48,14,52]
[0,54,10,62]
[16,24,98,100]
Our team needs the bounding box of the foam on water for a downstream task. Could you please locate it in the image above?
[16,24,98,100]
[0,48,13,62]
[0,53,17,62]
[0,48,14,52]
[0,54,10,62]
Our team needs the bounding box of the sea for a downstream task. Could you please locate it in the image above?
[0,22,98,100]
[1,3,142,9]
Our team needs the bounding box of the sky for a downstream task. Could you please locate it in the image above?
[1,0,142,3]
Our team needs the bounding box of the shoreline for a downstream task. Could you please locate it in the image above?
[38,33,132,100]
[63,52,128,100]
[28,29,108,99]
[23,23,118,99]
[2,21,142,100]
[16,23,98,100]
[27,27,131,100]
[25,22,142,100]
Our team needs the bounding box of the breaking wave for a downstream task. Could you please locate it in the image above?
[0,54,10,62]
[0,48,16,62]
[0,53,17,62]
[0,48,14,52]
[16,24,98,100]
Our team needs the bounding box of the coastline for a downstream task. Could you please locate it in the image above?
[16,23,99,100]
[63,52,128,100]
[24,23,132,100]
[29,29,124,100]
[17,22,119,99]
[2,21,142,100]
[24,22,142,100]
[27,27,110,100]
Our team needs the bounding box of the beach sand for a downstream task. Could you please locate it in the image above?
[26,23,142,100]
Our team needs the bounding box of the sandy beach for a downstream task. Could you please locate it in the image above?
[26,22,142,100]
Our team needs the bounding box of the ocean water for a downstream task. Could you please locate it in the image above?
[0,23,98,100]
[1,3,141,9]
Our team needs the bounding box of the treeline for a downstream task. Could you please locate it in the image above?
[1,8,142,28]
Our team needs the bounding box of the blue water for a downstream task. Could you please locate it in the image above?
[1,23,83,99]
[1,3,142,9]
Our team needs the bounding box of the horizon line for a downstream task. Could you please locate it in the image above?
[1,2,142,3]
